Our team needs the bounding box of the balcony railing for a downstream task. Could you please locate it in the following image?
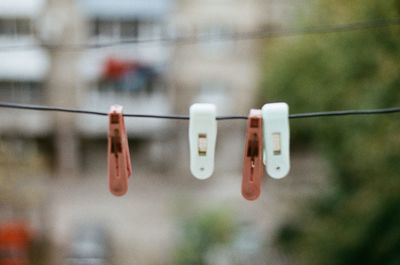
[78,90,172,137]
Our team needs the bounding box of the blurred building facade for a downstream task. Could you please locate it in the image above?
[0,0,298,176]
[0,0,174,177]
[77,0,173,137]
[75,0,174,173]
[168,0,270,173]
[0,0,49,201]
[0,1,309,264]
[0,0,50,135]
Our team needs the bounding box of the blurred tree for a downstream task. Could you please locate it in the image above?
[173,209,236,265]
[260,0,400,264]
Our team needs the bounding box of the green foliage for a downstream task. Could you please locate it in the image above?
[260,0,400,264]
[173,208,236,265]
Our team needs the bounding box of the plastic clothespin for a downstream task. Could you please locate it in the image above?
[262,103,290,179]
[189,103,217,179]
[108,105,132,196]
[242,109,264,201]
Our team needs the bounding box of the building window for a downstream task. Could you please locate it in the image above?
[0,81,43,104]
[90,19,161,41]
[98,74,156,95]
[91,19,142,40]
[120,20,139,39]
[138,21,161,40]
[0,18,33,37]
[92,19,115,38]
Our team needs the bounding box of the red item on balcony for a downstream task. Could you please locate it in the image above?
[0,222,31,265]
[0,222,31,251]
[103,58,139,80]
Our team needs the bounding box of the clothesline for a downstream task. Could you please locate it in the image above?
[0,102,399,120]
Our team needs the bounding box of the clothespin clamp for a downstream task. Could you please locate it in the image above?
[242,109,264,201]
[262,103,290,179]
[108,105,132,196]
[189,103,217,179]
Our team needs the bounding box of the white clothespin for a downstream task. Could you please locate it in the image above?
[262,103,290,179]
[189,103,217,179]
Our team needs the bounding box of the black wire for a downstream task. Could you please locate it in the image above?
[0,18,399,51]
[0,102,108,116]
[124,113,189,120]
[217,116,247,121]
[0,102,399,121]
[289,107,400,119]
[243,17,400,39]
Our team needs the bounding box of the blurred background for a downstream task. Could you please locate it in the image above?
[0,0,399,264]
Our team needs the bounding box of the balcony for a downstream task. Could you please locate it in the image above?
[0,109,51,136]
[0,81,50,136]
[78,0,172,19]
[0,49,49,81]
[0,0,44,18]
[77,90,172,138]
[80,44,169,82]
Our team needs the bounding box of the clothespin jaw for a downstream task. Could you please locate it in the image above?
[262,103,290,179]
[189,103,217,179]
[108,105,132,196]
[242,109,264,201]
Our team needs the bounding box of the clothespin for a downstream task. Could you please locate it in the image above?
[189,103,217,179]
[108,105,132,196]
[242,109,264,201]
[262,103,290,179]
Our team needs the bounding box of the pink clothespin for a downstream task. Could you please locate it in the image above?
[108,105,132,196]
[242,109,264,201]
